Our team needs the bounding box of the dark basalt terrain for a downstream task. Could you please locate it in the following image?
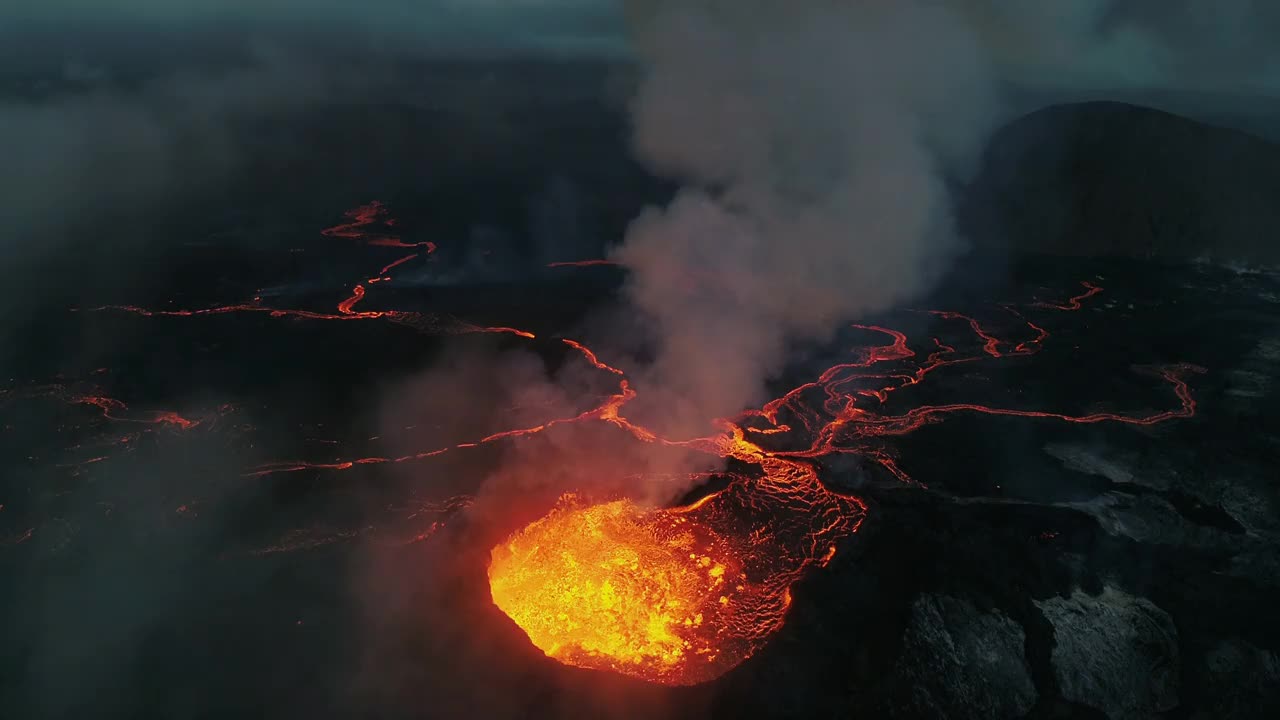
[2,62,1278,718]
[964,101,1280,266]
[703,256,1280,720]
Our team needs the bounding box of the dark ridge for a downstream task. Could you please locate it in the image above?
[961,101,1280,266]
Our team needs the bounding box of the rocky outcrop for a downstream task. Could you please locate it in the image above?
[1036,586,1179,719]
[889,594,1036,719]
[963,101,1280,266]
[1191,639,1280,719]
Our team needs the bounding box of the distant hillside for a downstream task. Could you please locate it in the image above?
[961,101,1280,266]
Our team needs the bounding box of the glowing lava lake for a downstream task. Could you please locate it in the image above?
[487,451,871,686]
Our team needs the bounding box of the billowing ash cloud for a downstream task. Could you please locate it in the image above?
[609,0,1000,436]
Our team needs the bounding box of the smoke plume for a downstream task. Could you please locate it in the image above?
[609,0,1000,438]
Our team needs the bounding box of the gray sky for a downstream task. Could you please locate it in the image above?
[2,1,628,57]
[5,1,1280,95]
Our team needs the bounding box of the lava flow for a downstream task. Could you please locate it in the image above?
[87,201,528,338]
[33,199,1202,688]
[74,395,200,430]
[1033,280,1103,310]
[482,280,1202,686]
[209,271,1196,686]
[320,199,437,251]
[546,259,622,268]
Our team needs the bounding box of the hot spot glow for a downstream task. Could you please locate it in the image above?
[488,496,741,684]
[488,456,867,685]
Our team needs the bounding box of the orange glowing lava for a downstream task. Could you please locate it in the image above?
[1033,280,1104,311]
[489,465,865,685]
[86,202,528,338]
[488,496,739,684]
[320,200,436,251]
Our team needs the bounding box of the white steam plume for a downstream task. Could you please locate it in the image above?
[611,0,1001,437]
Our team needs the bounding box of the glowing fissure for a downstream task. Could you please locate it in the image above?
[86,202,519,337]
[74,394,200,430]
[546,259,622,268]
[319,200,436,252]
[1034,280,1104,311]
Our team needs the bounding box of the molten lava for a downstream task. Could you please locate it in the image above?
[488,496,738,684]
[489,462,865,686]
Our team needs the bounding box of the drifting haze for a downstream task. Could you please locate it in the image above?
[4,1,1280,257]
[0,51,344,255]
[961,0,1280,95]
[8,1,1279,87]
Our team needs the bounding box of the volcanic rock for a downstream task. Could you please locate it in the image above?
[1044,442,1140,487]
[1228,548,1280,588]
[888,593,1036,719]
[1065,493,1203,547]
[1036,586,1179,719]
[1220,478,1280,540]
[964,102,1280,267]
[1046,437,1267,548]
[1190,639,1280,719]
